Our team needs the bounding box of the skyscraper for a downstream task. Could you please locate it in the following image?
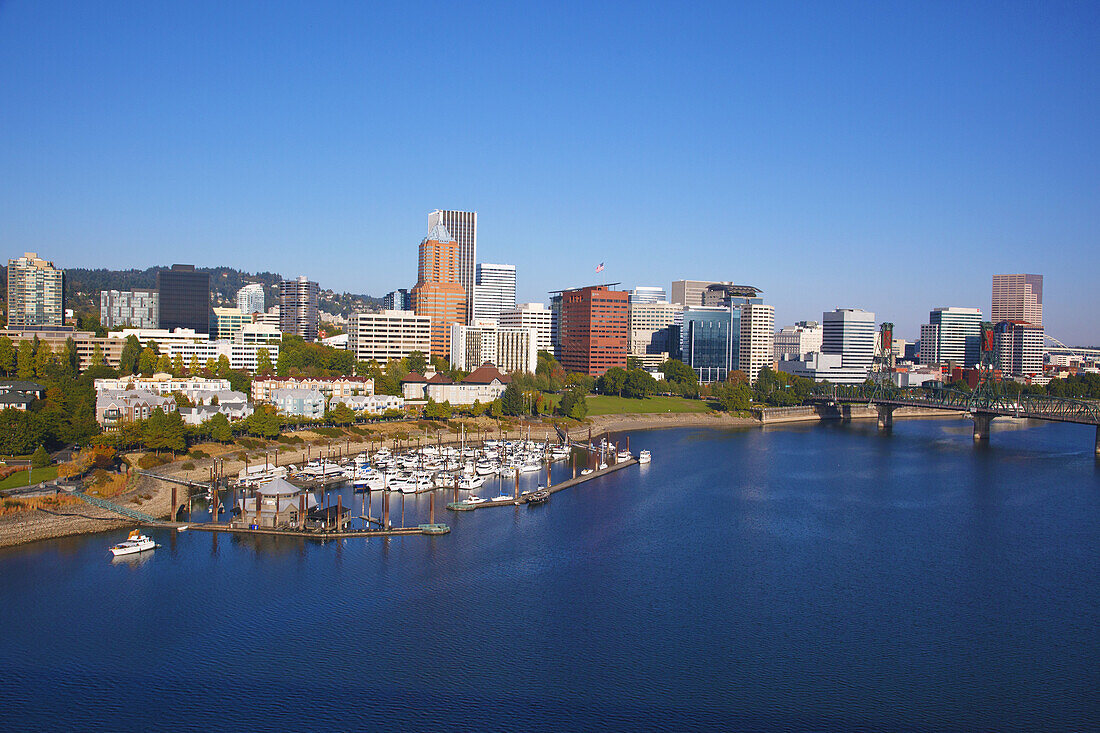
[411,223,467,358]
[280,276,320,341]
[822,308,876,378]
[100,290,158,329]
[995,321,1044,377]
[7,252,64,328]
[428,210,476,322]
[738,301,775,384]
[382,289,411,311]
[236,283,265,316]
[992,274,1042,326]
[919,307,983,367]
[500,303,554,354]
[558,285,628,376]
[157,264,210,334]
[472,263,517,324]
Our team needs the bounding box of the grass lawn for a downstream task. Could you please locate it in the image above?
[0,466,59,490]
[585,395,714,416]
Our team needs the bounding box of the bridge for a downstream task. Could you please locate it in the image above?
[808,382,1100,455]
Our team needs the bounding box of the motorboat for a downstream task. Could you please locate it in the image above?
[109,530,156,557]
[617,450,632,462]
[491,493,514,502]
[638,450,651,464]
[458,475,485,490]
[235,463,288,488]
[465,495,487,505]
[598,463,608,470]
[580,468,594,476]
[519,461,540,474]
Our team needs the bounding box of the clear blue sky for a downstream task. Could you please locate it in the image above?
[1,1,1097,343]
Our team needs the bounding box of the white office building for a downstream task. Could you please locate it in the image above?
[628,301,681,364]
[995,321,1044,377]
[738,302,775,384]
[919,307,983,367]
[500,302,554,354]
[450,323,538,374]
[630,286,668,304]
[471,263,516,324]
[236,283,265,316]
[347,310,431,365]
[779,308,876,384]
[774,321,823,360]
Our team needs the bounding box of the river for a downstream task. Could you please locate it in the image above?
[1,418,1097,731]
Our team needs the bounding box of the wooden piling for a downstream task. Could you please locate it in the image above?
[430,492,435,525]
[171,485,177,521]
[337,494,343,531]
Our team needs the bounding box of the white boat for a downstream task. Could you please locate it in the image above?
[498,464,518,476]
[457,475,485,490]
[519,461,540,474]
[235,463,288,488]
[491,494,513,502]
[617,451,631,461]
[298,461,345,480]
[110,530,156,557]
[598,463,608,470]
[581,468,593,476]
[465,495,487,505]
[638,450,651,464]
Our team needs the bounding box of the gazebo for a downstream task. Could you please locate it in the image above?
[234,478,317,529]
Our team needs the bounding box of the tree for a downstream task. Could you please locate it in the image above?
[16,340,34,379]
[622,369,658,399]
[327,402,356,426]
[91,343,105,368]
[172,392,194,409]
[423,398,452,420]
[216,354,232,378]
[558,387,588,420]
[31,445,51,469]
[713,382,753,413]
[118,335,142,375]
[143,408,171,453]
[597,367,627,396]
[661,359,697,387]
[156,354,173,374]
[0,336,14,377]
[63,337,80,377]
[138,348,157,375]
[500,383,524,416]
[626,356,642,370]
[34,343,54,380]
[188,354,201,375]
[406,350,427,374]
[245,405,283,439]
[0,409,46,455]
[256,348,274,376]
[206,412,233,443]
[489,398,503,418]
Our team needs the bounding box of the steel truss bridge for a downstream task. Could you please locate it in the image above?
[807,382,1100,454]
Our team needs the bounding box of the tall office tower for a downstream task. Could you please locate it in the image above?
[549,294,562,358]
[682,306,737,383]
[382,289,411,311]
[157,264,210,334]
[449,323,538,374]
[739,302,775,384]
[7,252,64,328]
[671,279,738,308]
[558,285,628,376]
[500,302,554,354]
[428,210,477,322]
[347,310,431,365]
[919,307,983,367]
[279,276,320,341]
[236,283,265,316]
[774,321,823,360]
[821,308,877,380]
[630,286,668,304]
[628,301,681,366]
[412,223,467,358]
[994,321,1044,377]
[992,274,1043,326]
[100,290,159,329]
[472,263,517,324]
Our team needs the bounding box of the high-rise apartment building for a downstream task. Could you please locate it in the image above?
[157,264,210,335]
[992,274,1042,326]
[919,307,983,367]
[472,263,516,324]
[7,252,64,329]
[411,223,467,358]
[280,276,320,341]
[100,290,158,329]
[774,321,823,360]
[428,210,477,322]
[236,283,265,316]
[382,289,411,311]
[628,301,681,364]
[630,286,668,304]
[738,302,775,384]
[558,285,628,376]
[347,310,431,365]
[995,320,1044,377]
[450,323,538,374]
[500,302,554,354]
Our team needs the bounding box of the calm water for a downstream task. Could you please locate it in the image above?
[1,419,1098,731]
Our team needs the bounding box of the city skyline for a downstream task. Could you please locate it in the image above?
[1,3,1097,343]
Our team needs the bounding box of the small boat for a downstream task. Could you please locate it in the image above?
[638,450,651,464]
[465,495,487,505]
[598,463,608,470]
[519,461,540,473]
[491,493,513,502]
[581,468,594,476]
[110,530,156,557]
[616,450,631,461]
[526,488,550,504]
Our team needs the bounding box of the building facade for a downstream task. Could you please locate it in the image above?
[671,279,737,308]
[682,306,737,382]
[236,283,265,316]
[919,307,983,367]
[629,286,668,304]
[449,323,539,373]
[499,302,554,354]
[411,223,467,359]
[280,276,319,341]
[7,253,63,329]
[93,375,231,398]
[779,308,876,384]
[381,289,411,311]
[157,264,210,334]
[628,301,681,364]
[100,289,158,329]
[211,307,250,342]
[95,390,177,427]
[738,302,775,384]
[252,376,374,404]
[270,388,325,418]
[995,321,1044,377]
[428,210,477,323]
[558,285,628,376]
[774,321,823,360]
[472,263,517,324]
[347,310,431,365]
[992,273,1043,326]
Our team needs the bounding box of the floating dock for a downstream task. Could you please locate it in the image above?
[446,458,637,511]
[178,522,449,539]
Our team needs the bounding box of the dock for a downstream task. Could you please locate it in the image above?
[447,458,637,511]
[154,520,450,539]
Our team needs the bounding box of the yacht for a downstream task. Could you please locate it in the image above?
[109,530,156,557]
[519,461,540,474]
[235,463,288,488]
[465,495,487,505]
[298,461,345,480]
[491,493,514,502]
[580,468,594,476]
[638,450,652,464]
[457,475,485,490]
[616,450,632,462]
[598,462,608,470]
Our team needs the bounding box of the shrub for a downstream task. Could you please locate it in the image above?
[188,449,208,460]
[137,453,169,469]
[181,462,195,471]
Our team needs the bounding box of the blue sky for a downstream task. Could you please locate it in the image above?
[1,1,1097,342]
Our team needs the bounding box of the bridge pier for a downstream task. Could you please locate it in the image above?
[876,405,895,432]
[841,404,852,423]
[973,413,992,443]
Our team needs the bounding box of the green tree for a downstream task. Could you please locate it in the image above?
[558,387,588,419]
[0,409,46,455]
[118,335,142,375]
[626,356,642,370]
[171,353,185,376]
[500,383,524,416]
[327,402,356,425]
[0,337,17,376]
[188,354,201,375]
[138,348,156,375]
[31,444,51,469]
[206,412,233,442]
[622,369,658,399]
[63,337,80,377]
[423,398,452,420]
[34,343,54,380]
[661,359,697,387]
[91,343,105,368]
[143,408,170,453]
[164,409,188,453]
[406,350,427,374]
[256,348,274,376]
[713,382,753,413]
[156,354,173,374]
[216,354,231,378]
[489,398,503,418]
[597,367,628,396]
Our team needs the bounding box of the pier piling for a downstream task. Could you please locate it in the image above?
[973,413,992,443]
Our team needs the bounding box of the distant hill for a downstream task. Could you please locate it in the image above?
[0,264,384,320]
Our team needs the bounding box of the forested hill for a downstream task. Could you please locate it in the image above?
[0,265,384,318]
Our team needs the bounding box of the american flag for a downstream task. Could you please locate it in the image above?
[595,262,604,273]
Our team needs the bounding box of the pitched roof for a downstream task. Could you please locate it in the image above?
[462,363,511,385]
[426,372,453,384]
[401,372,427,383]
